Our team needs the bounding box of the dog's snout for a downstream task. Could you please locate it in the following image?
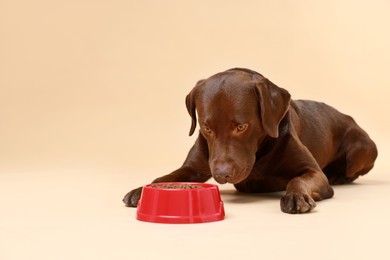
[214,164,232,176]
[213,162,233,184]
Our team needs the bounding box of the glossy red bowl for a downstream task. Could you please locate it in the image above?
[136,182,225,224]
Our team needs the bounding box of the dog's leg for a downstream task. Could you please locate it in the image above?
[279,137,335,214]
[281,169,334,214]
[123,134,211,207]
[325,127,378,185]
[344,127,378,182]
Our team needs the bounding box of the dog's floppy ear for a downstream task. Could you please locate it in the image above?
[185,80,204,136]
[185,90,196,136]
[255,77,291,138]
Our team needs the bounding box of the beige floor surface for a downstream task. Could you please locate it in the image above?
[1,165,389,260]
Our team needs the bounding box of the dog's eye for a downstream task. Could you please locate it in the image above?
[236,124,248,132]
[202,126,212,134]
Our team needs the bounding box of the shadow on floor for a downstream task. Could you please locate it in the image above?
[219,189,284,204]
[219,177,388,205]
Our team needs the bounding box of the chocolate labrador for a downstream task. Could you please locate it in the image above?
[123,68,378,214]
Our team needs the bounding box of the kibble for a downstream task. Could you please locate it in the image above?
[150,183,203,189]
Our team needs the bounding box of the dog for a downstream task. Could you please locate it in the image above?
[123,68,378,214]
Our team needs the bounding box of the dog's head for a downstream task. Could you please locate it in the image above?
[186,68,291,184]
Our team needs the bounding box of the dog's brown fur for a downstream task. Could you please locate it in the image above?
[123,68,378,214]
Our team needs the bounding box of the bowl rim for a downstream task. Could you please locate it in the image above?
[144,182,218,190]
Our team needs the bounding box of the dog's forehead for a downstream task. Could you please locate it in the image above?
[199,71,254,98]
[207,71,253,88]
[195,72,259,123]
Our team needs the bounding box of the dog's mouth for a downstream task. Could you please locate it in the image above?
[213,175,229,184]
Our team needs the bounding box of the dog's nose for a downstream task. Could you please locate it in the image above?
[213,163,233,183]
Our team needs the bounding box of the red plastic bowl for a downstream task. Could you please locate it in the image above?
[136,182,225,224]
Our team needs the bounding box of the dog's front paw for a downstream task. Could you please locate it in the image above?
[280,192,316,214]
[122,187,143,207]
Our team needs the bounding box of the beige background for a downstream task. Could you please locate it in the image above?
[1,1,389,259]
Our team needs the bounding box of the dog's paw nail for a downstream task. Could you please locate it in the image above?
[281,192,316,214]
